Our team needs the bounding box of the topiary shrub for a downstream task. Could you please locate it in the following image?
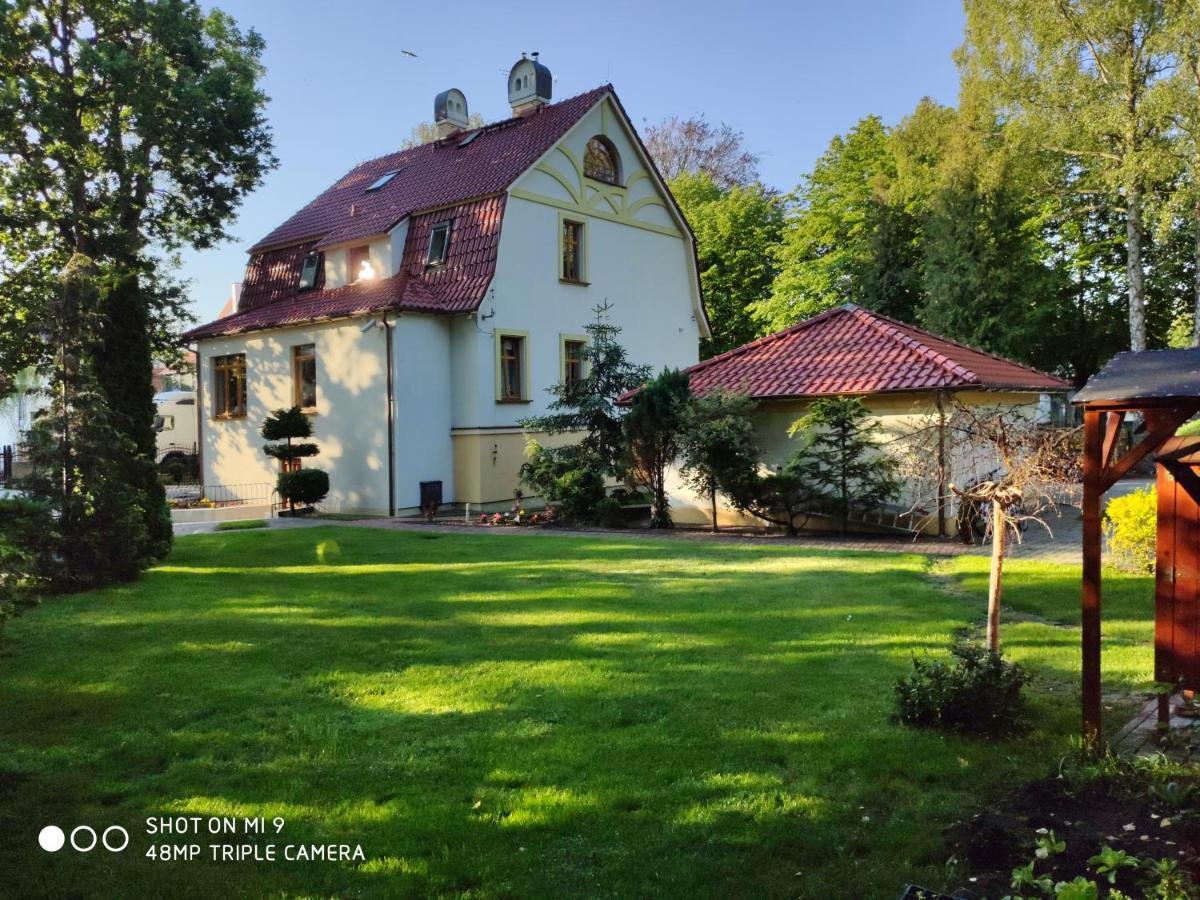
[894,642,1031,735]
[277,468,329,511]
[1104,486,1156,574]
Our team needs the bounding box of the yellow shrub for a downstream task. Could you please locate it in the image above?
[1104,486,1156,574]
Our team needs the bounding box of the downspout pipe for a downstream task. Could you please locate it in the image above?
[383,312,396,517]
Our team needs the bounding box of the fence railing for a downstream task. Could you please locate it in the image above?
[167,482,276,508]
[1,444,27,486]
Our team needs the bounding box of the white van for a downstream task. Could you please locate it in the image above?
[154,390,198,469]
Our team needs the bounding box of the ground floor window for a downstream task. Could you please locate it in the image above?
[293,343,317,411]
[212,354,247,418]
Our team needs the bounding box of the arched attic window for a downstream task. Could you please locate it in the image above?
[584,136,621,185]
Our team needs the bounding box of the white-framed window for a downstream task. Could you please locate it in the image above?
[427,221,452,267]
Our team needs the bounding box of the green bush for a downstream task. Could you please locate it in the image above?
[594,496,625,528]
[520,442,607,524]
[0,497,55,626]
[276,469,329,508]
[1105,486,1156,574]
[1176,418,1200,437]
[894,642,1031,735]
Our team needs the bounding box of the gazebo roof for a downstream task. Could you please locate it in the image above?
[1073,348,1200,406]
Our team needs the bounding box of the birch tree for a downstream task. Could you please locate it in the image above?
[960,0,1177,352]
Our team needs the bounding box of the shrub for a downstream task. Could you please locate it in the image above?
[894,642,1031,735]
[0,497,55,626]
[1105,486,1156,574]
[520,442,607,524]
[594,496,625,528]
[277,469,329,509]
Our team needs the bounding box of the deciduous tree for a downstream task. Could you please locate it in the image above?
[0,0,276,566]
[959,0,1178,353]
[643,115,760,188]
[623,368,692,528]
[679,389,760,532]
[670,172,783,356]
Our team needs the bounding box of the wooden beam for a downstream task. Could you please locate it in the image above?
[1082,408,1104,744]
[1099,406,1199,494]
[1101,411,1125,470]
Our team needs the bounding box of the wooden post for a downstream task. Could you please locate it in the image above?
[936,392,947,538]
[1081,407,1105,744]
[1,444,11,485]
[987,498,1006,652]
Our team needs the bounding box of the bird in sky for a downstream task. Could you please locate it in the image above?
[401,50,418,58]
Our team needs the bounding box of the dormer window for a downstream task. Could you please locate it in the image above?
[427,221,451,267]
[584,136,621,184]
[347,245,374,282]
[297,252,321,291]
[365,170,399,192]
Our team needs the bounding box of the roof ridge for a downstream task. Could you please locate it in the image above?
[683,305,848,376]
[849,306,978,385]
[860,305,1067,386]
[363,83,614,164]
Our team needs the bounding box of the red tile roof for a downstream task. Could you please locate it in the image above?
[183,196,504,340]
[184,85,617,343]
[252,85,612,253]
[682,305,1069,400]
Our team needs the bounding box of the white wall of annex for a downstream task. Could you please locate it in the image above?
[197,319,391,515]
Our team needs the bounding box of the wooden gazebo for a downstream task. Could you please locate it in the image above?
[1073,349,1200,741]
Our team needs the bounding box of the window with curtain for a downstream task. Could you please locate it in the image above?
[499,335,524,401]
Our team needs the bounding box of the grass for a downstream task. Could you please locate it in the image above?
[215,519,268,531]
[0,528,1154,898]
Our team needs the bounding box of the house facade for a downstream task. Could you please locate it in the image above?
[184,58,707,515]
[665,304,1072,533]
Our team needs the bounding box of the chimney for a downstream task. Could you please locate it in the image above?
[433,88,469,139]
[230,282,243,314]
[508,52,552,116]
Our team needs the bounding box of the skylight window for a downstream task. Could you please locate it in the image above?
[457,130,482,148]
[426,221,451,267]
[297,252,321,291]
[365,170,399,192]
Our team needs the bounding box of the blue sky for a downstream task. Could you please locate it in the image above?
[182,0,964,323]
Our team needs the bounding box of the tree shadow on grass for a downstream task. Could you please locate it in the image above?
[0,528,1148,899]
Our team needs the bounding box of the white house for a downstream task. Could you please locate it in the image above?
[184,57,708,515]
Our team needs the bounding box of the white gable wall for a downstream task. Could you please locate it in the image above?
[443,96,703,505]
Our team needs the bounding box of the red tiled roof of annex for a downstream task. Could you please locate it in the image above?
[683,304,1069,399]
[184,85,613,342]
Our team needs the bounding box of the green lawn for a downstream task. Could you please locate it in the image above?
[0,528,1154,898]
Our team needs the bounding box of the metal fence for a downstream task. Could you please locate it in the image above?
[1,444,27,486]
[166,482,276,508]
